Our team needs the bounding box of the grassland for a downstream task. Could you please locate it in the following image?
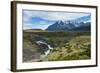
[23,31,91,62]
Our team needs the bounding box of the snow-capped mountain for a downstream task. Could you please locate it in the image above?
[46,15,91,31]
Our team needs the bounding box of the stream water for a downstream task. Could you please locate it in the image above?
[35,40,53,56]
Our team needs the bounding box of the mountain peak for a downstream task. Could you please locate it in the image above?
[46,15,91,31]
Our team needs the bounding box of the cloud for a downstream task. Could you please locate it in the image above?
[39,21,48,25]
[23,22,52,30]
[23,10,90,22]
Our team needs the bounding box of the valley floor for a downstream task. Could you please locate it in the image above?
[23,31,91,62]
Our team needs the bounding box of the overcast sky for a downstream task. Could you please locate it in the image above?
[23,10,90,30]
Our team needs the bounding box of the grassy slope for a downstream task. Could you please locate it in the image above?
[23,31,91,62]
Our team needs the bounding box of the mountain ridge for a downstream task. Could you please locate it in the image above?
[46,15,91,31]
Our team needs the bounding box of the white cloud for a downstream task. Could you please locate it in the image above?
[24,23,33,26]
[23,23,33,30]
[23,22,51,30]
[23,10,90,22]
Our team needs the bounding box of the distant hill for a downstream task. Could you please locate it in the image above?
[24,29,44,32]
